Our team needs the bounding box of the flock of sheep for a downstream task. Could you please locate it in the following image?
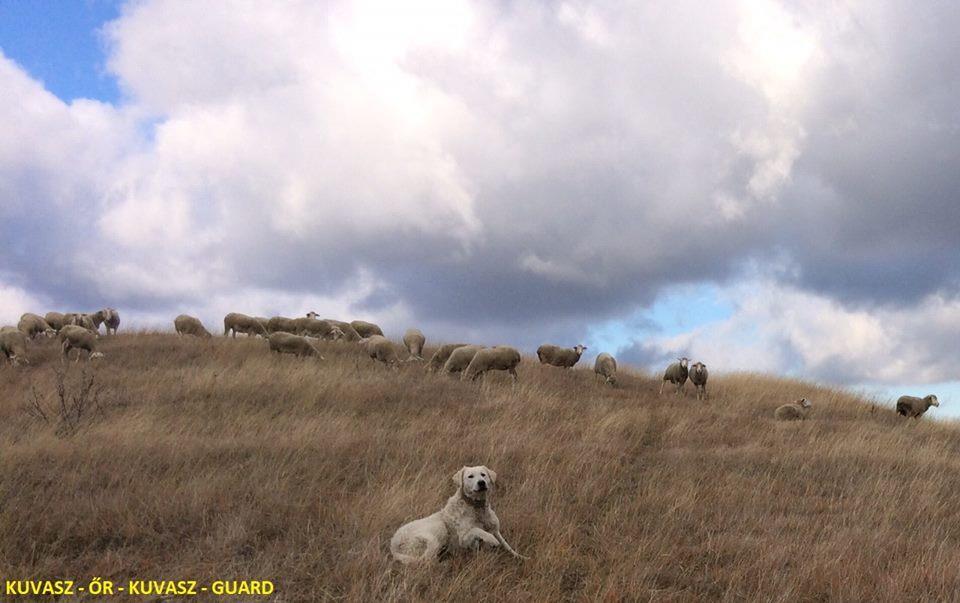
[0,308,941,420]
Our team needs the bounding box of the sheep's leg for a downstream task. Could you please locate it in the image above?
[509,367,518,382]
[658,380,665,395]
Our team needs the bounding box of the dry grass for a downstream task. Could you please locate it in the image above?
[1,332,959,601]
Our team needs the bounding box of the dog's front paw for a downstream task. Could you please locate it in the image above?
[479,533,500,549]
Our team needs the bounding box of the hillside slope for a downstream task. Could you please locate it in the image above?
[1,333,958,601]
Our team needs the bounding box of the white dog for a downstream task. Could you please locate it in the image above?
[390,465,526,564]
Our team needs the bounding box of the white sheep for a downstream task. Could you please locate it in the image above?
[774,398,812,421]
[536,344,587,368]
[462,346,521,381]
[362,335,401,366]
[18,313,55,339]
[689,362,708,400]
[896,395,939,419]
[403,328,426,359]
[351,320,384,338]
[659,357,690,396]
[59,325,104,362]
[593,353,617,386]
[443,345,483,375]
[426,343,469,372]
[174,314,212,338]
[268,332,324,358]
[223,313,268,338]
[0,327,30,366]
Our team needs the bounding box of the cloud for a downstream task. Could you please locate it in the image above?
[620,280,960,386]
[0,0,959,387]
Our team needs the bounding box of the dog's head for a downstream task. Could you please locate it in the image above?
[453,465,497,502]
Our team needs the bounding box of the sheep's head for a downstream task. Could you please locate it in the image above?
[926,395,940,407]
[692,362,706,372]
[798,398,812,409]
[574,344,587,356]
[329,326,344,341]
[43,328,56,338]
[91,352,105,360]
[679,357,689,368]
[306,311,319,319]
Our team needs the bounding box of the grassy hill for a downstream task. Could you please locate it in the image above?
[1,333,958,601]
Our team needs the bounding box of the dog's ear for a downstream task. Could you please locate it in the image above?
[451,467,465,488]
[484,467,497,486]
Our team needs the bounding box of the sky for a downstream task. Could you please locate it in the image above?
[1,1,958,413]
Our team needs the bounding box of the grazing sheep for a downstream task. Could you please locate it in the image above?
[403,328,426,359]
[659,357,690,395]
[44,312,65,332]
[325,320,362,342]
[463,346,521,381]
[443,345,483,375]
[0,327,30,365]
[390,465,525,564]
[351,320,384,338]
[268,332,324,358]
[174,314,212,338]
[63,313,98,333]
[267,316,298,334]
[59,325,104,362]
[774,398,812,421]
[223,312,268,338]
[426,343,470,372]
[18,313,55,339]
[94,308,120,335]
[594,353,617,386]
[362,335,401,366]
[294,317,344,340]
[896,394,940,419]
[536,344,587,369]
[690,362,709,400]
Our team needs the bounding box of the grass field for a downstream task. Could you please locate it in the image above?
[1,332,958,601]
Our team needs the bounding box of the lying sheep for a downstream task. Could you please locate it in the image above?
[0,327,30,366]
[659,357,690,395]
[443,345,483,375]
[403,328,426,359]
[224,312,268,338]
[94,308,120,335]
[60,325,104,362]
[426,343,470,372]
[267,316,298,334]
[18,313,55,339]
[351,320,384,338]
[690,362,709,400]
[463,346,521,381]
[536,344,587,369]
[594,353,617,386]
[362,335,401,366]
[896,394,939,419]
[174,314,212,338]
[294,317,344,340]
[44,312,65,332]
[774,398,812,421]
[268,332,324,358]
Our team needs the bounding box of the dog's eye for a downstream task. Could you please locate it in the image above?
[468,474,474,478]
[481,473,486,477]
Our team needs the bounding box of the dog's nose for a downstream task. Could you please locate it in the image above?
[477,480,487,490]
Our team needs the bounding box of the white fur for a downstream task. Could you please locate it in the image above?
[390,465,526,564]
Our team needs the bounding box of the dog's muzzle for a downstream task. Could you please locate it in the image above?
[476,480,487,491]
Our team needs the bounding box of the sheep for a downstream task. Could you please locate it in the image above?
[267,316,298,334]
[59,325,104,362]
[689,362,709,400]
[268,332,324,358]
[294,317,344,341]
[94,307,120,335]
[223,312,268,338]
[63,312,98,333]
[774,398,812,421]
[351,320,384,338]
[18,313,55,339]
[659,357,690,395]
[426,343,470,372]
[896,394,940,419]
[44,312,65,332]
[174,314,212,338]
[462,346,521,381]
[325,320,362,342]
[0,327,30,366]
[536,344,587,369]
[443,345,483,375]
[403,328,426,359]
[361,335,401,366]
[593,353,617,386]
